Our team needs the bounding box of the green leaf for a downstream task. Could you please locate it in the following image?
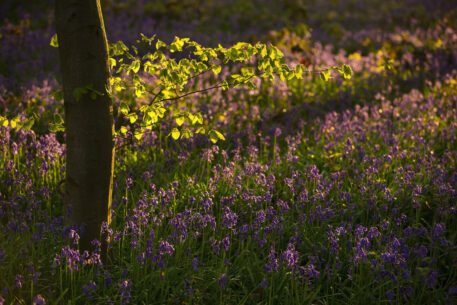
[51,89,64,101]
[134,83,145,98]
[54,113,64,125]
[130,60,141,74]
[0,117,7,127]
[127,113,137,124]
[170,128,180,140]
[119,103,129,115]
[342,64,353,79]
[175,116,185,126]
[114,82,126,92]
[181,129,193,139]
[156,39,166,50]
[139,33,155,45]
[241,67,254,77]
[221,81,229,91]
[196,127,206,134]
[209,130,225,143]
[320,69,331,82]
[169,37,184,52]
[157,107,166,118]
[22,119,35,130]
[260,45,268,58]
[9,119,17,129]
[49,114,65,132]
[188,112,203,125]
[49,123,65,133]
[197,62,208,73]
[110,41,129,56]
[211,64,222,75]
[50,34,58,47]
[134,131,143,140]
[294,64,304,79]
[246,81,256,90]
[109,58,116,70]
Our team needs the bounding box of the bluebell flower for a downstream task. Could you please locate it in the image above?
[218,274,227,290]
[33,294,46,305]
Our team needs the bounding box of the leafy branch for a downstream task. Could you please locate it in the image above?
[49,33,353,144]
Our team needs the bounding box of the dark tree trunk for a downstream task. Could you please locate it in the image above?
[55,0,114,251]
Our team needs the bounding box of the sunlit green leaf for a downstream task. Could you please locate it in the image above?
[246,81,256,90]
[50,34,58,47]
[260,45,268,58]
[176,116,185,126]
[196,127,206,134]
[119,103,129,116]
[320,69,331,82]
[342,64,353,79]
[211,65,222,76]
[54,114,64,125]
[181,129,193,139]
[134,132,143,140]
[109,58,116,70]
[156,39,166,50]
[49,114,65,132]
[209,130,225,143]
[221,81,229,91]
[170,128,180,140]
[22,119,35,130]
[127,113,137,124]
[0,117,7,127]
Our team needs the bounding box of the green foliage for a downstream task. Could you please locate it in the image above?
[0,115,34,130]
[49,113,65,132]
[107,34,352,143]
[50,33,58,48]
[47,33,351,141]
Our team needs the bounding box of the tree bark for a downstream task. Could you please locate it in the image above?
[55,0,114,251]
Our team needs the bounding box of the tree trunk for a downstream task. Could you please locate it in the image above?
[55,0,114,251]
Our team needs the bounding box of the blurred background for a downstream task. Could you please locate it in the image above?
[1,0,456,92]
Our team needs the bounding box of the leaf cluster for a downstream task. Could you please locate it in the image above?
[50,33,352,143]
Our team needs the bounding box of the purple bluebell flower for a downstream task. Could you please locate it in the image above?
[260,278,267,288]
[118,280,132,305]
[68,229,80,245]
[264,245,279,273]
[281,243,299,269]
[158,240,175,256]
[82,281,97,299]
[125,177,133,190]
[15,274,24,288]
[33,295,46,305]
[105,272,113,287]
[221,236,230,252]
[298,263,320,282]
[424,270,438,288]
[367,227,380,239]
[222,207,238,229]
[386,290,395,301]
[202,198,214,212]
[218,274,227,290]
[449,286,457,295]
[192,257,199,271]
[255,210,266,225]
[183,278,193,296]
[431,223,445,241]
